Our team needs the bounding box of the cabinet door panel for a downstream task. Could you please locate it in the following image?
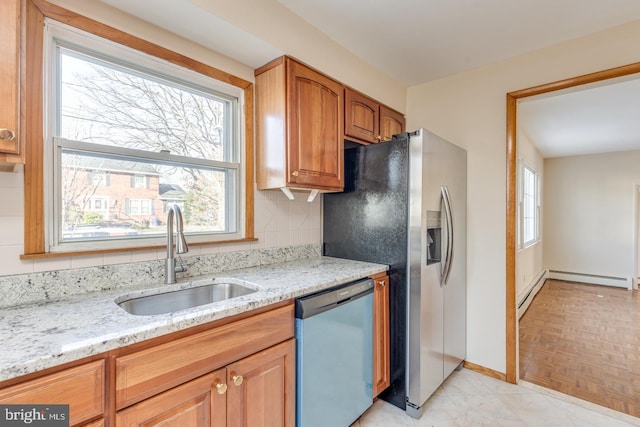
[115,370,226,427]
[227,339,295,427]
[287,59,343,190]
[380,105,405,141]
[345,89,379,144]
[0,0,20,155]
[373,275,391,396]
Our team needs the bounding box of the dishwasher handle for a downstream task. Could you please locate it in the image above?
[295,278,374,319]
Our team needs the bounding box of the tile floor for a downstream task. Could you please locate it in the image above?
[352,368,640,427]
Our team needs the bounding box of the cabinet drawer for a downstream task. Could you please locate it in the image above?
[116,304,294,409]
[83,419,105,427]
[0,360,105,426]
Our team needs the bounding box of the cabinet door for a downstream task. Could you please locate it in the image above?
[345,88,379,144]
[226,339,295,427]
[286,58,343,190]
[0,0,20,155]
[373,275,390,396]
[380,105,405,142]
[116,369,227,427]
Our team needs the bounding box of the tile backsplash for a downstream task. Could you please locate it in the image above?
[0,168,322,277]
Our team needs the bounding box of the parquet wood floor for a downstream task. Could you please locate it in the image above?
[519,279,640,418]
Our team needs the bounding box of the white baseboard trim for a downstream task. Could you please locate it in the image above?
[547,270,632,290]
[517,270,547,319]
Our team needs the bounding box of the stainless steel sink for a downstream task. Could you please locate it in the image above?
[117,279,260,316]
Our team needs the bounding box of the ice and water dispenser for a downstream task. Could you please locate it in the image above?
[426,210,441,265]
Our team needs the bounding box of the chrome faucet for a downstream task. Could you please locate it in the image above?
[165,204,189,284]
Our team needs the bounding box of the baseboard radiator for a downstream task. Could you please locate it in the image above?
[547,270,632,290]
[517,270,547,319]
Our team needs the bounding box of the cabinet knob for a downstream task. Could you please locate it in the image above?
[291,171,299,177]
[215,382,228,395]
[232,374,244,386]
[380,280,386,287]
[0,129,15,141]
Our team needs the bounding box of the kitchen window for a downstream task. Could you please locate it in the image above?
[518,163,540,248]
[40,20,249,253]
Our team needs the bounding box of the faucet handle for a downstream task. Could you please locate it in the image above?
[175,255,188,274]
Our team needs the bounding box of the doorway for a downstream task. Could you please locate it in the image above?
[506,63,640,389]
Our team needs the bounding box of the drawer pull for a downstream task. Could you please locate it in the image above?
[0,128,15,141]
[232,374,243,386]
[215,382,227,395]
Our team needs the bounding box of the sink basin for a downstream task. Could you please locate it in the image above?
[117,278,260,316]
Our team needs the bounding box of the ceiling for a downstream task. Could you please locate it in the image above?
[519,75,640,158]
[96,0,640,158]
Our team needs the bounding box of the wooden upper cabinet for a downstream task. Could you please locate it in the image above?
[0,0,21,164]
[345,88,405,145]
[255,56,344,192]
[380,105,406,142]
[345,89,379,144]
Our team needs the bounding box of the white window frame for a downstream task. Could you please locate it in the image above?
[132,175,148,189]
[88,197,108,213]
[43,20,246,253]
[518,161,540,249]
[127,199,152,216]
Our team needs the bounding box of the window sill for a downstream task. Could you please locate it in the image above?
[518,239,541,253]
[19,237,259,260]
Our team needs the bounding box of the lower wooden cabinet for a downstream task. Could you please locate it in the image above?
[116,340,295,427]
[373,275,391,396]
[114,304,295,426]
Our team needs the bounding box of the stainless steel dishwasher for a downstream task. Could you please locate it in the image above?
[295,278,374,427]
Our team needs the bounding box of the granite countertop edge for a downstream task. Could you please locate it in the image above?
[0,256,387,383]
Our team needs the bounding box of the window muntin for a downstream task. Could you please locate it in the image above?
[519,164,540,248]
[45,21,245,252]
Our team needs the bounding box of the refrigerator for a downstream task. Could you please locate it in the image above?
[323,128,466,418]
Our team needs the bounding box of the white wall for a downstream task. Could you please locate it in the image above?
[544,150,640,282]
[189,0,406,112]
[516,132,544,301]
[406,19,640,373]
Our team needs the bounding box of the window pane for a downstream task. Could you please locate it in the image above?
[59,150,235,242]
[59,48,230,161]
[522,166,537,244]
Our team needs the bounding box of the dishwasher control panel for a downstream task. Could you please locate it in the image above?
[295,278,374,319]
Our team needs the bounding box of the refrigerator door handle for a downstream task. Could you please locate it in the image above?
[441,186,454,285]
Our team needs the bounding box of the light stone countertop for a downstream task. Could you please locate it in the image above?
[0,256,387,383]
